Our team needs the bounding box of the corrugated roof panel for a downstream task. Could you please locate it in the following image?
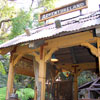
[0,10,100,49]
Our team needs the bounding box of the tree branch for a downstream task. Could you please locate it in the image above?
[0,19,11,28]
[30,0,34,9]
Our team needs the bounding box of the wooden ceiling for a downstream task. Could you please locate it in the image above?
[54,46,97,64]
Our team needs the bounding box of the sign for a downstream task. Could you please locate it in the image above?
[39,0,88,22]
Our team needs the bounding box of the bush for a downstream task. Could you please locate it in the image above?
[0,87,34,100]
[0,87,6,100]
[16,88,34,100]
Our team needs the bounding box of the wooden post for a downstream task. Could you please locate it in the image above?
[38,59,46,100]
[38,46,46,100]
[97,38,100,76]
[33,47,58,100]
[6,55,15,100]
[73,66,78,100]
[73,73,78,100]
[33,47,46,100]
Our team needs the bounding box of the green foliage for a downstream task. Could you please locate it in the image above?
[0,61,6,75]
[40,0,57,9]
[0,87,6,100]
[14,74,35,89]
[78,71,97,86]
[0,2,15,19]
[9,10,33,39]
[16,88,34,100]
[33,13,44,28]
[0,0,16,42]
[0,87,34,100]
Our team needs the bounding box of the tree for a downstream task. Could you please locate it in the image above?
[0,0,17,43]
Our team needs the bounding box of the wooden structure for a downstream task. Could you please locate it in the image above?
[79,77,100,99]
[0,8,100,100]
[52,80,73,100]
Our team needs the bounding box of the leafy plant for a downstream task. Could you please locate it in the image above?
[16,88,34,100]
[39,0,57,9]
[0,87,6,100]
[78,71,97,86]
[0,61,6,75]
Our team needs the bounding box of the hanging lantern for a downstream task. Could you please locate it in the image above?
[51,54,58,62]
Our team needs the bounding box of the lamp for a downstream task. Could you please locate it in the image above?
[51,54,58,62]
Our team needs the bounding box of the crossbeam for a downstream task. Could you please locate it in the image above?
[46,31,96,49]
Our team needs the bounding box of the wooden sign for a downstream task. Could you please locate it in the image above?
[39,0,88,22]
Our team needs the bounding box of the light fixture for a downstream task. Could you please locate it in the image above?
[51,54,58,62]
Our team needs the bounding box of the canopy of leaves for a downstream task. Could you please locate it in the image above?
[0,0,17,43]
[39,0,57,9]
[9,10,33,39]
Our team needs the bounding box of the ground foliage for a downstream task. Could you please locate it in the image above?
[0,87,6,100]
[0,87,34,100]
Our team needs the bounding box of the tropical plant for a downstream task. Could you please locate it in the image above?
[0,87,34,100]
[16,88,34,100]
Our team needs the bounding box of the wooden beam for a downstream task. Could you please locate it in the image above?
[97,38,100,75]
[73,73,78,100]
[15,45,39,54]
[46,31,96,49]
[81,42,98,57]
[56,62,97,74]
[45,48,58,62]
[0,47,14,55]
[38,49,46,100]
[13,54,24,66]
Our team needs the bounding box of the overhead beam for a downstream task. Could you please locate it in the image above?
[56,62,97,74]
[46,31,96,49]
[0,47,14,55]
[15,45,38,54]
